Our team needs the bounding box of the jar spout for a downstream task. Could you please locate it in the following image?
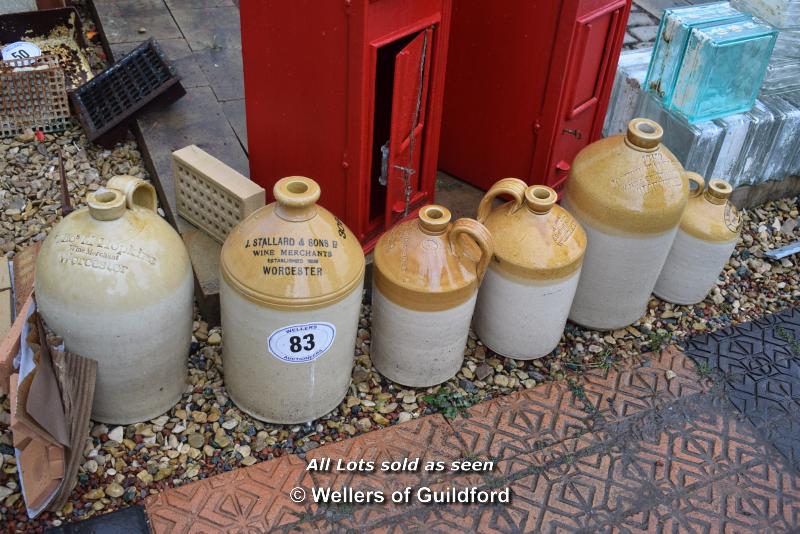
[106,175,158,212]
[274,176,321,221]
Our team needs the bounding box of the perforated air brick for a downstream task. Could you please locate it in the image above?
[173,145,265,244]
[0,55,70,138]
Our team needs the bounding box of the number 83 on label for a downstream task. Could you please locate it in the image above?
[268,322,337,363]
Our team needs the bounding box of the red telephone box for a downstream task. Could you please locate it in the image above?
[240,0,451,250]
[439,0,631,192]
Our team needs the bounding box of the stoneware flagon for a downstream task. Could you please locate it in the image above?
[473,179,586,359]
[371,205,494,387]
[220,176,365,424]
[654,174,741,305]
[35,175,193,424]
[562,118,688,330]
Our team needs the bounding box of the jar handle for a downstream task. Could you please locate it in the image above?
[105,175,158,212]
[477,177,527,223]
[686,172,705,199]
[448,218,495,283]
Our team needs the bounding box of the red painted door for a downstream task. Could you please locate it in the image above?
[385,28,433,227]
[546,0,628,190]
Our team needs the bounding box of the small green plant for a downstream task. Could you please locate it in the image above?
[695,361,713,378]
[776,326,800,356]
[568,379,597,414]
[422,388,480,420]
[647,329,673,352]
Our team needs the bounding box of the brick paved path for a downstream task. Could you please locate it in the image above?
[143,339,800,533]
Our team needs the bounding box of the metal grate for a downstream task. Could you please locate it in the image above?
[0,55,71,138]
[71,38,184,147]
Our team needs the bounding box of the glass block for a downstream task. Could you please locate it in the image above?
[784,91,800,174]
[731,0,800,29]
[764,92,800,178]
[603,48,652,137]
[709,112,752,184]
[772,27,800,57]
[761,57,800,94]
[670,19,778,123]
[635,92,724,177]
[645,2,746,105]
[732,100,777,185]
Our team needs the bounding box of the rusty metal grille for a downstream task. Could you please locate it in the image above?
[0,55,71,138]
[71,39,180,145]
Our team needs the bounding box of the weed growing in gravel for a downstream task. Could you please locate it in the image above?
[695,361,713,378]
[422,389,481,420]
[776,326,800,356]
[647,329,673,352]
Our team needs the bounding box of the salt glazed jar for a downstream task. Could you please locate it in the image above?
[35,176,193,424]
[473,179,586,359]
[655,174,741,305]
[371,205,494,387]
[220,176,365,424]
[562,118,688,330]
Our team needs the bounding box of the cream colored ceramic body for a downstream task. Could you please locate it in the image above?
[371,205,494,387]
[220,176,365,424]
[35,177,193,424]
[564,216,678,330]
[475,267,581,359]
[371,284,476,387]
[654,175,741,305]
[221,276,362,423]
[563,118,688,330]
[472,180,586,358]
[654,232,737,304]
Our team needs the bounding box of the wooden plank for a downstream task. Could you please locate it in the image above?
[181,227,221,327]
[12,242,40,316]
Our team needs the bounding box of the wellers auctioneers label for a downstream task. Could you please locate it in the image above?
[268,322,336,363]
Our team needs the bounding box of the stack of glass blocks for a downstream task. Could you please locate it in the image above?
[733,0,800,94]
[605,50,800,187]
[669,18,777,122]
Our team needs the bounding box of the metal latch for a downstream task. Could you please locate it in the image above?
[379,141,390,186]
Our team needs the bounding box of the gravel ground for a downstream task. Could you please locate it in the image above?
[1,4,800,532]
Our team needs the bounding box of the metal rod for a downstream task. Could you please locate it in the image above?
[58,151,73,217]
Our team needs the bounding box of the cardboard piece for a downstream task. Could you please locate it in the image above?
[0,259,12,344]
[0,294,33,396]
[47,348,97,511]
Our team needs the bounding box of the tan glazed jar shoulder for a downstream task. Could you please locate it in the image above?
[655,174,741,305]
[473,178,586,359]
[220,176,365,424]
[35,176,193,424]
[562,118,688,330]
[371,205,494,387]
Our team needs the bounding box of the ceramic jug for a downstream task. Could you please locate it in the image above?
[654,174,741,304]
[371,205,494,387]
[562,118,688,330]
[220,176,365,424]
[473,179,586,359]
[35,176,193,424]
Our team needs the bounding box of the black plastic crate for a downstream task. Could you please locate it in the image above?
[70,38,185,148]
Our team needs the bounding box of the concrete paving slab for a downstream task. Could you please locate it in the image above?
[192,45,245,102]
[134,85,249,226]
[220,99,247,151]
[111,38,209,89]
[93,0,183,45]
[169,6,242,52]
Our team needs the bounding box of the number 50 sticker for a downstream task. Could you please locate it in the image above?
[268,322,336,363]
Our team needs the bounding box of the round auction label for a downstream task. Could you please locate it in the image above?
[268,322,336,363]
[2,42,41,62]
